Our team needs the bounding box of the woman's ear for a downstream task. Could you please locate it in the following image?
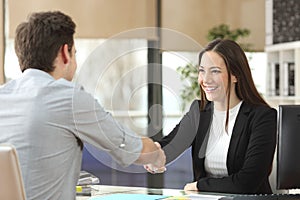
[232,75,238,83]
[61,44,70,64]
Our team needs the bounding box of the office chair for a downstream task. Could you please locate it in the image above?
[0,144,26,200]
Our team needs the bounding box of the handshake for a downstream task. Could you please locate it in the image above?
[144,142,167,174]
[134,138,167,174]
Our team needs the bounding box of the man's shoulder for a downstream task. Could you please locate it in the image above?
[54,79,88,94]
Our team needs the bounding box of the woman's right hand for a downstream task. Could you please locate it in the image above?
[144,142,167,174]
[144,163,167,174]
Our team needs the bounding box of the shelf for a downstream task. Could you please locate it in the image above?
[265,42,300,106]
[265,41,300,52]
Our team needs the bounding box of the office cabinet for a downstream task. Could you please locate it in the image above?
[265,41,300,107]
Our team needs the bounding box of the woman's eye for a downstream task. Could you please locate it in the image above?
[211,70,221,74]
[198,68,204,73]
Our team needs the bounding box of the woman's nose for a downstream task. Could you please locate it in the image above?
[199,72,211,83]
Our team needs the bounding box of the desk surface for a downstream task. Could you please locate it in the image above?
[76,185,300,200]
[76,185,230,200]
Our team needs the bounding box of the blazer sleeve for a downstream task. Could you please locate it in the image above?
[159,100,201,164]
[196,106,277,194]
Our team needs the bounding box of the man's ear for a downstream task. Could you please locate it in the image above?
[61,44,70,64]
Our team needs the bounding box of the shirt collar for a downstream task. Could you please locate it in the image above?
[22,68,55,80]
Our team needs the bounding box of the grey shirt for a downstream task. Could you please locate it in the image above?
[0,69,142,200]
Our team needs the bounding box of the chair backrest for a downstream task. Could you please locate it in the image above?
[0,144,26,200]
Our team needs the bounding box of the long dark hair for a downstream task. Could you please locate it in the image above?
[198,39,269,129]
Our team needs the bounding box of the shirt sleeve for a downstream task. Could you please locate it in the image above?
[70,85,142,167]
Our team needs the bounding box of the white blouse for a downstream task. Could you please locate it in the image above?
[204,101,242,178]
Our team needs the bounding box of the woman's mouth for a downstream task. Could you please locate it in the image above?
[203,86,218,93]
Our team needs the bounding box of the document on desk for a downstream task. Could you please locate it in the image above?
[89,193,168,200]
[163,194,227,199]
[187,193,230,200]
[89,193,229,200]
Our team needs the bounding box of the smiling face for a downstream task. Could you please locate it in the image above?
[198,51,237,109]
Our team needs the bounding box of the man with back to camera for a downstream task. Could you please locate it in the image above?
[0,11,166,199]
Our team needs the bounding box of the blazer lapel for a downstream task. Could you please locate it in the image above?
[196,102,213,159]
[227,102,251,170]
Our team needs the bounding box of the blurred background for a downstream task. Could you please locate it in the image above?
[1,0,299,192]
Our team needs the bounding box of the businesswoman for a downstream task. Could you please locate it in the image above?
[145,39,277,195]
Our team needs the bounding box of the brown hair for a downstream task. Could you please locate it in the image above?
[14,11,76,73]
[198,39,269,129]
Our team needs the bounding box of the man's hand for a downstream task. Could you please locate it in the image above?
[135,138,166,170]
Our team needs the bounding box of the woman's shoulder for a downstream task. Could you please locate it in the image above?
[186,100,213,118]
[241,102,277,116]
[189,99,200,109]
[189,100,212,110]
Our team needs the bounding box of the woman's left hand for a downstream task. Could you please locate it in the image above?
[184,181,198,191]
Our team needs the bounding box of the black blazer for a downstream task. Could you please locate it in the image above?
[159,100,277,194]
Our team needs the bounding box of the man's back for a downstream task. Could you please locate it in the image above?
[0,68,146,199]
[0,69,82,199]
[3,10,166,200]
